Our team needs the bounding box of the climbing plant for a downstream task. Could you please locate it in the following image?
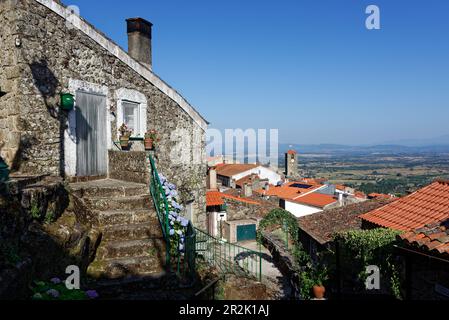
[257,208,299,245]
[257,208,318,298]
[334,228,403,299]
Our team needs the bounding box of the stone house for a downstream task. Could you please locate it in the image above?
[0,0,208,226]
[398,219,449,300]
[297,199,393,259]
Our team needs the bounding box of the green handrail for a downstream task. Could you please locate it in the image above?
[149,154,260,281]
[149,155,171,267]
[194,227,263,282]
[148,154,196,277]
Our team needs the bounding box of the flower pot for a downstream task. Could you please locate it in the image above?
[120,136,130,150]
[144,137,154,150]
[312,285,326,299]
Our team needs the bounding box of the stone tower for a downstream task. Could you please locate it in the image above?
[285,150,298,178]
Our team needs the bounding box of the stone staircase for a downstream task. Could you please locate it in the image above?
[70,179,166,280]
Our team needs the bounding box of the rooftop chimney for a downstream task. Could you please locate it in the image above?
[126,18,153,70]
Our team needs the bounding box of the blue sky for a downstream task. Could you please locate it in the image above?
[66,0,449,145]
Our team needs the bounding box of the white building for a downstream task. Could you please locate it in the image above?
[281,192,338,218]
[215,164,282,187]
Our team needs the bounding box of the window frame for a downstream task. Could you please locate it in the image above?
[116,88,148,139]
[122,100,141,137]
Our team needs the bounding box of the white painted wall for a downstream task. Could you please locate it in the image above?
[230,166,281,185]
[284,200,323,218]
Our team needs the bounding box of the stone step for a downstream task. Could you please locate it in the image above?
[102,220,163,241]
[87,256,165,280]
[84,194,152,211]
[96,238,166,260]
[97,209,156,226]
[70,179,149,198]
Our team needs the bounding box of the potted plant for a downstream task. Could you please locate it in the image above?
[118,123,132,150]
[312,265,329,299]
[144,129,159,151]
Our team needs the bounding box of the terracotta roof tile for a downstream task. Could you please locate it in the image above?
[254,181,322,200]
[235,175,260,188]
[360,181,449,231]
[290,193,337,208]
[206,191,224,206]
[206,191,260,206]
[400,219,449,256]
[298,199,393,245]
[287,150,297,155]
[220,193,260,205]
[368,193,394,200]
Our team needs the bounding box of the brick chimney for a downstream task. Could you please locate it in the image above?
[126,18,153,70]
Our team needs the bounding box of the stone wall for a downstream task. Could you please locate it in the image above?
[2,0,207,228]
[0,1,22,170]
[260,231,299,299]
[408,255,449,300]
[108,150,150,184]
[0,176,100,299]
[225,197,277,221]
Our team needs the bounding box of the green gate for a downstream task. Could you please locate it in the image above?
[237,224,256,242]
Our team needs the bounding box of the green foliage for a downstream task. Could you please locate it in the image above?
[0,242,21,267]
[334,228,403,299]
[215,281,225,300]
[257,208,299,246]
[258,208,326,299]
[44,209,55,225]
[356,175,435,196]
[296,252,330,299]
[30,280,98,300]
[30,201,40,220]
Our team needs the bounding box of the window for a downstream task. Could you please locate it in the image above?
[116,88,147,139]
[123,101,140,136]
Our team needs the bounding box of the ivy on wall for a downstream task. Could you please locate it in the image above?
[257,208,318,299]
[334,228,403,299]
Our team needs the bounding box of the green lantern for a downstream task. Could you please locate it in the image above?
[60,93,75,111]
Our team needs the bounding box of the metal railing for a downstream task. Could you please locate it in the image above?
[149,154,261,281]
[195,228,262,282]
[148,154,196,277]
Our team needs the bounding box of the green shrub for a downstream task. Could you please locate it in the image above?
[334,228,403,299]
[31,279,99,300]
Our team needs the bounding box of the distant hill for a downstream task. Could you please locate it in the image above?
[279,143,449,155]
[380,134,449,147]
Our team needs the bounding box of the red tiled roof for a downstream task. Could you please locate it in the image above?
[287,150,297,155]
[298,199,393,245]
[221,193,260,205]
[355,191,367,199]
[215,164,259,178]
[368,193,393,199]
[235,175,260,188]
[400,219,449,256]
[290,193,337,208]
[206,191,224,206]
[254,181,322,200]
[360,181,449,231]
[206,191,259,206]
